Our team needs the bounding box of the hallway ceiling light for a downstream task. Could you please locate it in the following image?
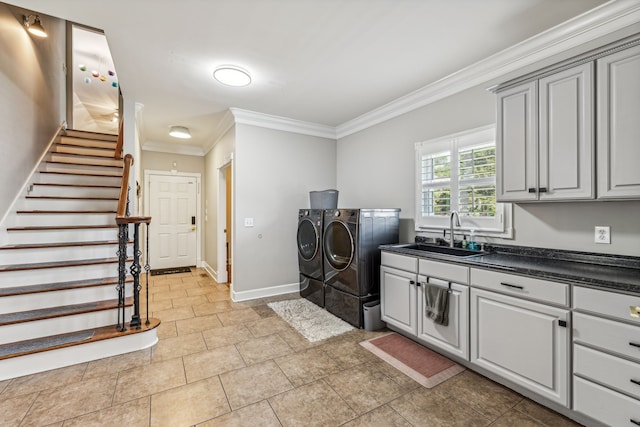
[23,15,47,38]
[169,125,191,139]
[213,66,251,87]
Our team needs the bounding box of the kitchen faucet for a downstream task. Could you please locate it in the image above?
[449,210,461,248]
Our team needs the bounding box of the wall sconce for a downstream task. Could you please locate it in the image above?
[169,125,191,139]
[23,14,47,38]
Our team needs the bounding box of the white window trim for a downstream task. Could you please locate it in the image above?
[414,124,513,239]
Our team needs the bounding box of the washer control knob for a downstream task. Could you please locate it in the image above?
[334,211,340,217]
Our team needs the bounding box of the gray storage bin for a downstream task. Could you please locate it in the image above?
[309,189,338,209]
[363,300,385,331]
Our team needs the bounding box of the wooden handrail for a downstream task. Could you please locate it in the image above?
[114,120,124,160]
[116,154,150,225]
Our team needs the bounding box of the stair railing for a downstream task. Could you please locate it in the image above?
[114,120,124,160]
[116,154,151,331]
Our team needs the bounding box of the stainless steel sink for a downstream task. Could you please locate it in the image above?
[399,243,484,257]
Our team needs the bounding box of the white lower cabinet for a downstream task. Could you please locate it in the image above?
[572,286,640,426]
[380,265,417,335]
[470,287,570,406]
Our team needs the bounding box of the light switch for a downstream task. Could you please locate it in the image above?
[244,218,254,227]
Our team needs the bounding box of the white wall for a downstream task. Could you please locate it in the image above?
[0,4,65,220]
[233,124,336,295]
[203,126,235,276]
[337,84,640,256]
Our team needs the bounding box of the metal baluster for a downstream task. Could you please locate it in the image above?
[116,223,128,332]
[129,223,142,329]
[145,223,151,326]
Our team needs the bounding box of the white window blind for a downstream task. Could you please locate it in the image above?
[415,125,512,237]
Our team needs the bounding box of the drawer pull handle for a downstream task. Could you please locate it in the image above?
[630,419,640,426]
[409,280,415,285]
[630,342,640,349]
[500,282,524,290]
[528,188,536,193]
[630,306,640,319]
[630,379,640,387]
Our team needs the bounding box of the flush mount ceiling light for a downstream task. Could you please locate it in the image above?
[213,65,251,87]
[169,125,191,139]
[23,14,47,38]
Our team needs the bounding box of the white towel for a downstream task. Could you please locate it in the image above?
[424,284,450,326]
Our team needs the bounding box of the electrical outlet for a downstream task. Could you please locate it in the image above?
[594,226,610,244]
[244,217,254,227]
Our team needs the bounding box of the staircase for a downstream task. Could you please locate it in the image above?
[0,129,159,381]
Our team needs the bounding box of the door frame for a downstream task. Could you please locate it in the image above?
[143,169,203,268]
[217,156,233,286]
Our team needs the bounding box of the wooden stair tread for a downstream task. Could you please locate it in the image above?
[40,170,122,178]
[25,195,118,200]
[64,130,118,141]
[7,225,118,231]
[0,256,128,272]
[0,240,127,250]
[0,318,160,361]
[0,297,134,327]
[33,183,120,189]
[51,152,122,161]
[16,210,117,214]
[45,161,123,169]
[0,276,133,297]
[58,139,116,147]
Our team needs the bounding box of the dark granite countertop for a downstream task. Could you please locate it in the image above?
[380,241,640,294]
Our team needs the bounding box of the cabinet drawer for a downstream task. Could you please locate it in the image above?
[574,376,640,427]
[418,259,468,284]
[575,344,640,400]
[381,251,417,273]
[574,286,640,324]
[574,312,640,363]
[470,268,568,306]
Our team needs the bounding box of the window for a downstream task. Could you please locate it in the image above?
[415,125,512,237]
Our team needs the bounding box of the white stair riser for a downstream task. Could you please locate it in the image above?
[14,213,115,226]
[19,198,118,211]
[49,154,122,168]
[29,186,119,199]
[0,263,121,286]
[37,173,121,186]
[0,285,132,314]
[0,244,130,264]
[5,228,118,245]
[52,145,115,158]
[58,137,117,149]
[43,162,122,175]
[0,307,132,344]
[0,329,157,381]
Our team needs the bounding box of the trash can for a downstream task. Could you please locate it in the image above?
[363,300,385,331]
[309,189,339,209]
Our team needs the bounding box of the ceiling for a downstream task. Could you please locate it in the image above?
[7,0,609,153]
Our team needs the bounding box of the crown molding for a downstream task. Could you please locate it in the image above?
[230,108,336,140]
[141,140,205,156]
[335,0,640,139]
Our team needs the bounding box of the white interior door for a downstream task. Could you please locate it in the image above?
[149,175,197,269]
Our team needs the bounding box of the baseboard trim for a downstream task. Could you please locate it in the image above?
[201,261,218,282]
[231,282,299,302]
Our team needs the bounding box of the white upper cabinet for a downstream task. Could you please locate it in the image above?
[496,62,594,202]
[597,44,640,199]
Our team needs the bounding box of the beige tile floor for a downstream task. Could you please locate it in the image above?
[0,269,584,426]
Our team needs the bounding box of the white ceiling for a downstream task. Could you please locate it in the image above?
[7,0,610,152]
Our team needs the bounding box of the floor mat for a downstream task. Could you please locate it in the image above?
[360,332,465,388]
[150,266,192,276]
[267,298,353,342]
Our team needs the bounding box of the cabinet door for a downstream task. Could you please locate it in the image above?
[597,44,640,199]
[380,266,417,335]
[496,81,538,202]
[470,288,569,406]
[539,62,594,200]
[417,276,469,360]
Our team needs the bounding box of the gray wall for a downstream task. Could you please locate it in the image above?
[337,84,640,257]
[203,126,235,276]
[0,4,65,220]
[234,124,336,294]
